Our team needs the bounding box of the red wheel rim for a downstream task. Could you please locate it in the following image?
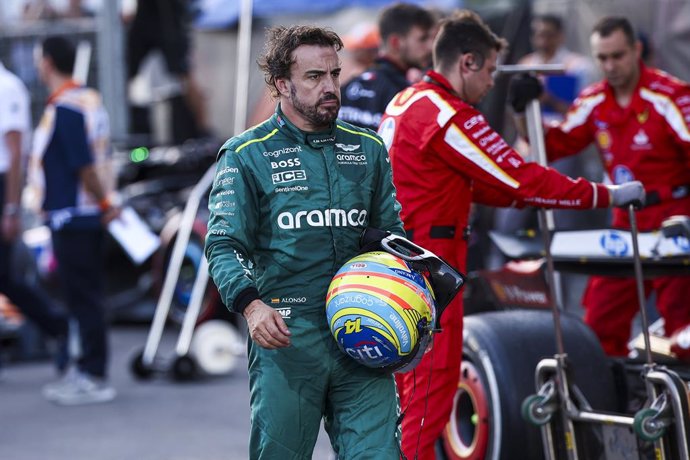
[442,360,490,460]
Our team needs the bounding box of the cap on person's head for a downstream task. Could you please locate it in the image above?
[343,23,380,51]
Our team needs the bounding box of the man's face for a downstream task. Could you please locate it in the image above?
[531,20,561,57]
[591,29,640,90]
[279,44,341,130]
[399,25,434,69]
[463,50,498,105]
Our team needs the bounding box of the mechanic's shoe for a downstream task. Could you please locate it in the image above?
[42,367,78,400]
[43,369,116,405]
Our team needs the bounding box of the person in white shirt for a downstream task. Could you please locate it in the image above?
[518,14,598,121]
[0,60,69,376]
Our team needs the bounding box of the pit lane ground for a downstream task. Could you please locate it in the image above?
[0,325,334,460]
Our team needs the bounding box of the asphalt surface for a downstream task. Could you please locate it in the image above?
[0,325,334,460]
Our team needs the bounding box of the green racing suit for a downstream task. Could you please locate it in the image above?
[205,105,405,459]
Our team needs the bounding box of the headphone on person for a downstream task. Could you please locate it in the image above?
[464,53,482,71]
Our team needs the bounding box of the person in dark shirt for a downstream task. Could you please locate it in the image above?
[339,2,435,131]
[31,36,119,405]
[126,0,208,143]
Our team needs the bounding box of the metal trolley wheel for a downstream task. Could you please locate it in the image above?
[189,320,243,376]
[442,361,490,460]
[633,407,667,442]
[130,349,156,380]
[171,355,198,381]
[521,393,554,426]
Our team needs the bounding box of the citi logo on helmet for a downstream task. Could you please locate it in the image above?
[277,208,368,229]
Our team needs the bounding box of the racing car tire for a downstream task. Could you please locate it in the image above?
[441,309,617,460]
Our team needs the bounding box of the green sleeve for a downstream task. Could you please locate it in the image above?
[204,147,261,313]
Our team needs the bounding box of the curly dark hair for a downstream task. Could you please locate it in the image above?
[258,25,343,97]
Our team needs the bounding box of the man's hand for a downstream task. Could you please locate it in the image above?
[508,73,543,113]
[608,181,646,208]
[243,299,291,349]
[101,205,122,226]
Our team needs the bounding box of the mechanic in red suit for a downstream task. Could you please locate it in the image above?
[378,11,645,459]
[512,16,690,357]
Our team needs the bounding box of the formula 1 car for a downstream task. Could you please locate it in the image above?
[440,214,690,460]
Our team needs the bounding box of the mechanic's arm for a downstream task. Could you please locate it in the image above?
[204,147,290,349]
[508,74,541,143]
[2,130,23,241]
[79,164,120,224]
[434,111,613,210]
[668,87,690,168]
[508,74,595,162]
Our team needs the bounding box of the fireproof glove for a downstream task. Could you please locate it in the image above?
[508,73,543,113]
[607,181,646,208]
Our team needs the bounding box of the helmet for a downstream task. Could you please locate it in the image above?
[325,251,436,373]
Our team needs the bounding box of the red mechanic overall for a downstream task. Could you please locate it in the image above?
[379,70,614,459]
[544,62,690,356]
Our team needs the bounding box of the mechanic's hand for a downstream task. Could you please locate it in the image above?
[101,205,122,226]
[243,299,291,349]
[607,181,646,208]
[508,73,543,113]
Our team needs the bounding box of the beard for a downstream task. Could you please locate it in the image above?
[401,47,431,71]
[289,83,340,128]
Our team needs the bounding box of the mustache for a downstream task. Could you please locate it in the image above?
[319,93,339,104]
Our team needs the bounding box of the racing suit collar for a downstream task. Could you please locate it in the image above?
[273,104,337,148]
[423,70,461,99]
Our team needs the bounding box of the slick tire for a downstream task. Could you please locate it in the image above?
[441,309,617,460]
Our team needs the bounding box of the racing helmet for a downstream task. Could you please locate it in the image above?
[325,251,436,373]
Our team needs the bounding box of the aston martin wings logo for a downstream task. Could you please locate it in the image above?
[335,143,360,151]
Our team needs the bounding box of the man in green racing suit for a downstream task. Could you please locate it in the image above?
[205,25,405,459]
